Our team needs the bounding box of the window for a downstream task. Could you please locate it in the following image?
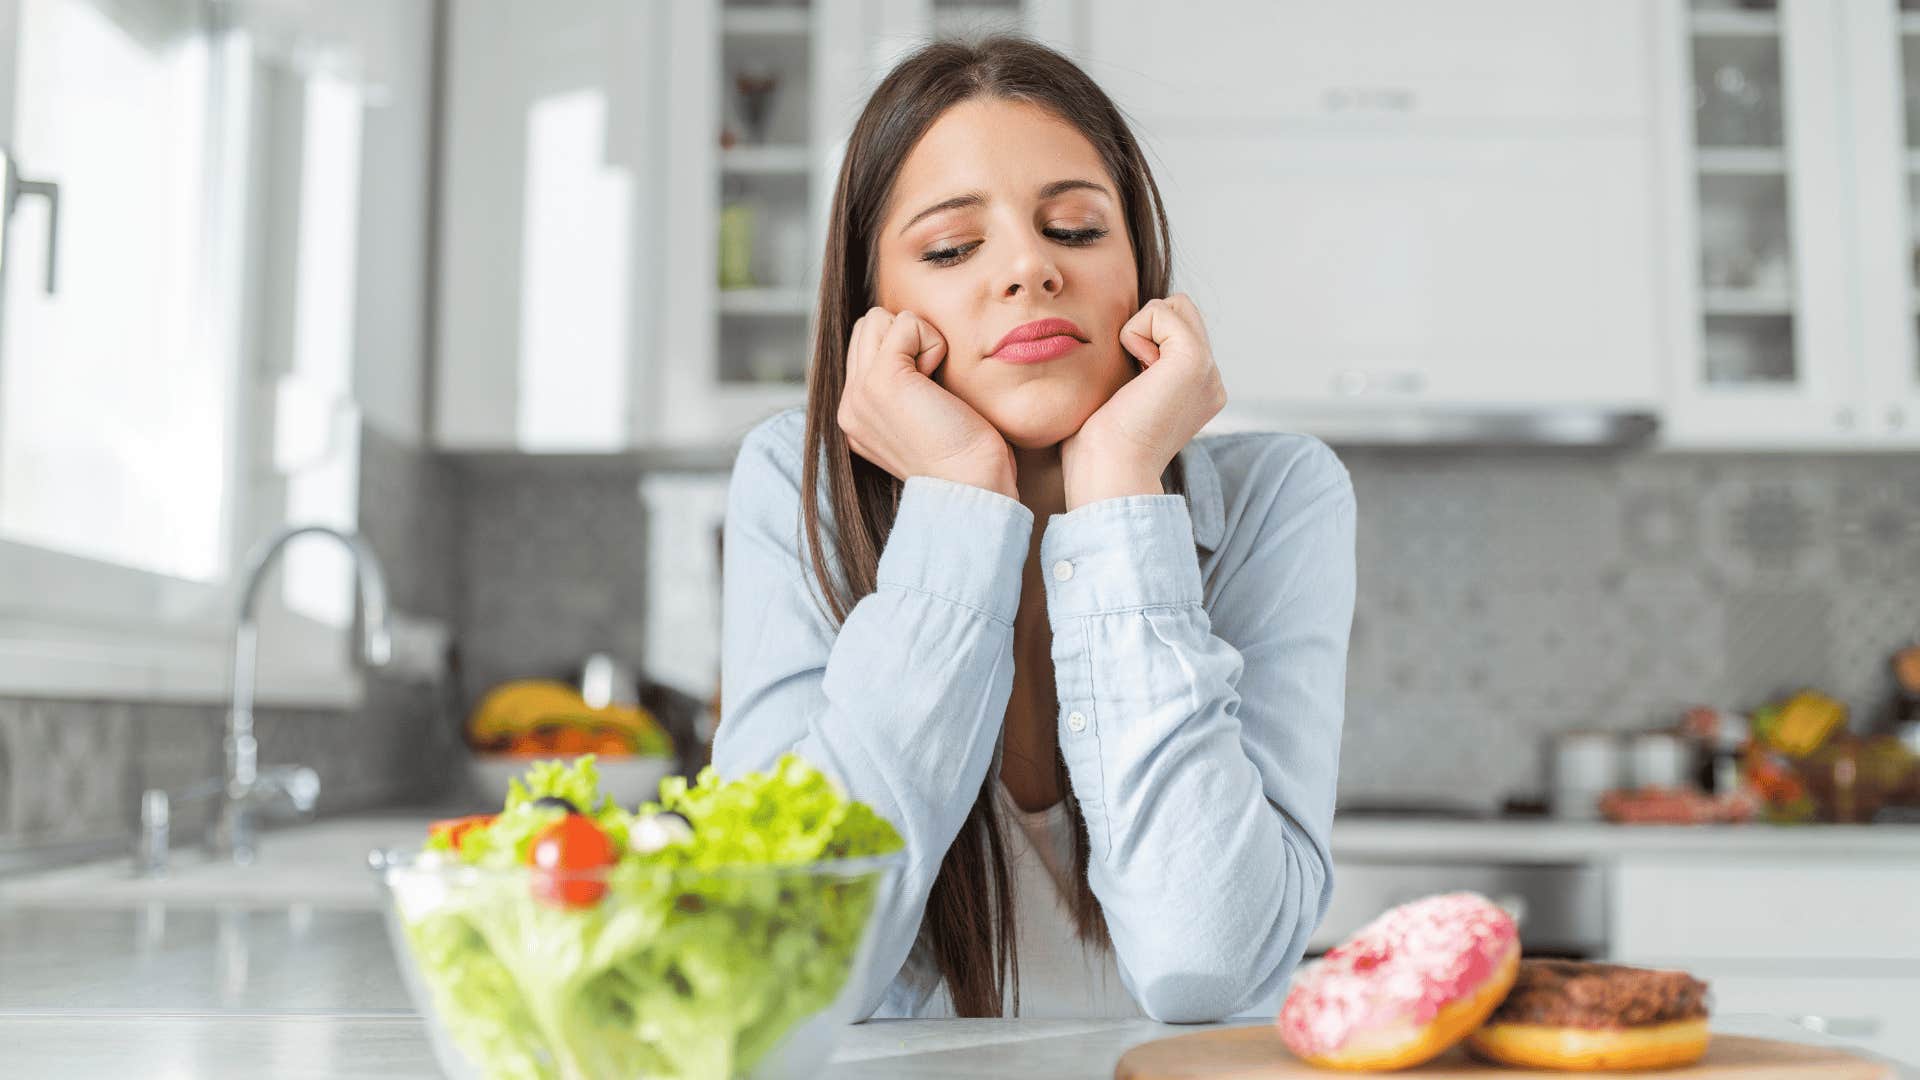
[0,0,373,703]
[0,0,234,582]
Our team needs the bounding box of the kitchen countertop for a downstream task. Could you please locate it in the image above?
[1,1014,1903,1079]
[0,902,1911,1079]
[9,812,1920,914]
[1330,817,1920,862]
[5,812,1919,1076]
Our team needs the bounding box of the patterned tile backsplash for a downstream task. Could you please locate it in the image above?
[5,426,1918,850]
[0,689,443,849]
[1338,447,1920,808]
[450,456,653,711]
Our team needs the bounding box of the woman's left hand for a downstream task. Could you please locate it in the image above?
[1060,293,1228,510]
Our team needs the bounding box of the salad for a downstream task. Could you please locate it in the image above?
[386,752,904,1080]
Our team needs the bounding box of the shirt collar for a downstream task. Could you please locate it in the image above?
[1169,438,1225,554]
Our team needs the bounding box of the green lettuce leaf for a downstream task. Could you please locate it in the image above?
[395,752,902,1080]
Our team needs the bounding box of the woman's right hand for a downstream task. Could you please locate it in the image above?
[837,307,1018,500]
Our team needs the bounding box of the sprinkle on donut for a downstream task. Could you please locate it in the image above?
[1277,891,1520,1066]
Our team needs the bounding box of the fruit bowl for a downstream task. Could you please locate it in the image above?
[375,848,903,1080]
[467,751,677,810]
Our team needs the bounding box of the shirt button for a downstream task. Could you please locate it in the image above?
[1052,559,1074,582]
[1066,711,1088,733]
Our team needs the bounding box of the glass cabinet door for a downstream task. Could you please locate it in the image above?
[1689,0,1797,387]
[1689,2,1804,388]
[1668,0,1860,444]
[716,0,817,390]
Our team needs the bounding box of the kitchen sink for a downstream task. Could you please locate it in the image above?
[0,815,441,909]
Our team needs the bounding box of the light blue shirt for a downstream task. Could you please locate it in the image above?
[713,405,1356,1023]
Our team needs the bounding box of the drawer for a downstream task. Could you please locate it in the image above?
[1611,859,1920,962]
[1681,970,1920,1068]
[1317,861,1605,955]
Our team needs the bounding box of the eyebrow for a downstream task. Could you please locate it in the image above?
[896,178,1112,237]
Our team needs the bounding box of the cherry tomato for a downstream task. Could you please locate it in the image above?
[428,814,495,852]
[528,814,616,908]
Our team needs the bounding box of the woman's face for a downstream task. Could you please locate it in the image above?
[872,98,1138,451]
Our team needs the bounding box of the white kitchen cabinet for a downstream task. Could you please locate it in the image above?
[1656,0,1920,449]
[1086,0,1652,127]
[1695,973,1920,1068]
[418,0,1920,451]
[1846,1,1920,443]
[1610,858,1920,962]
[1080,0,1667,424]
[1610,856,1920,1067]
[437,0,1084,450]
[653,0,824,448]
[433,0,669,451]
[1128,131,1664,414]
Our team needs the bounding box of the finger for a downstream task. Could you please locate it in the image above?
[1119,327,1159,368]
[846,316,870,379]
[1166,293,1212,349]
[906,312,947,376]
[877,310,936,375]
[1160,294,1200,330]
[1134,297,1206,371]
[1119,300,1168,366]
[850,309,890,379]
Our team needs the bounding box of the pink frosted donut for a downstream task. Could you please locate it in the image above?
[1276,891,1520,1071]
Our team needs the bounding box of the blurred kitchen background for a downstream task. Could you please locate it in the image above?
[2,0,1920,1064]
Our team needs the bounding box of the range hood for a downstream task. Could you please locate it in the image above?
[1207,405,1661,449]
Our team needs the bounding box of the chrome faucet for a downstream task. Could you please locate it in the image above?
[208,524,393,865]
[137,766,320,877]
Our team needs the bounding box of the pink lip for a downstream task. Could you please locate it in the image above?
[989,317,1088,364]
[991,335,1082,363]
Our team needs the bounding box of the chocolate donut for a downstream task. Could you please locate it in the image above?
[1466,959,1711,1071]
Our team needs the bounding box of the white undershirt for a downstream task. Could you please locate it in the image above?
[981,776,1145,1017]
[892,780,1148,1018]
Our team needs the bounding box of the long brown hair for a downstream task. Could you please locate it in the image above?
[797,34,1183,1017]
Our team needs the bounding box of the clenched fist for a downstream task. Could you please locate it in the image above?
[1060,293,1227,509]
[837,307,1019,501]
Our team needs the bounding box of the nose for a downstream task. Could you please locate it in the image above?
[999,229,1062,300]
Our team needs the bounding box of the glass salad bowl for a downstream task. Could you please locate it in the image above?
[373,753,906,1080]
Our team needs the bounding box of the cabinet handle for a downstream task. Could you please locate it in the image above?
[1322,86,1416,114]
[1791,1015,1882,1039]
[1834,407,1855,430]
[1888,406,1905,430]
[1,145,61,294]
[1333,369,1425,396]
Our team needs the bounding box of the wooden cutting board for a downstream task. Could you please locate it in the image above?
[1113,1025,1893,1079]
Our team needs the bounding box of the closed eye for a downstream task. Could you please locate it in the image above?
[921,226,1110,267]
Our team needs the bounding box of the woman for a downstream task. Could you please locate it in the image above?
[714,35,1356,1023]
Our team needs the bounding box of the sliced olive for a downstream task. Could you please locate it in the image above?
[629,810,695,855]
[531,795,580,815]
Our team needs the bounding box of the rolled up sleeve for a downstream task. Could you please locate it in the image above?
[1040,440,1356,1023]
